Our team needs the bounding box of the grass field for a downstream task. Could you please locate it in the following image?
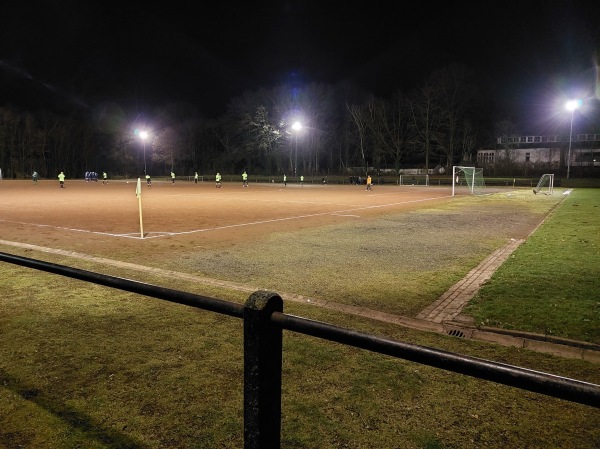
[467,188,600,343]
[0,179,598,448]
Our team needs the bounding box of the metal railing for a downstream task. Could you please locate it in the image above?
[1,251,599,449]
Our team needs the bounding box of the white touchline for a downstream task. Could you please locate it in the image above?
[0,195,451,239]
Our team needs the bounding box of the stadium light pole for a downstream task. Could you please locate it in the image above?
[292,121,302,180]
[139,130,149,176]
[565,99,581,179]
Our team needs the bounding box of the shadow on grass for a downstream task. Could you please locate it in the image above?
[0,368,148,448]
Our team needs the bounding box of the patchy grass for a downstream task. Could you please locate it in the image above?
[172,188,561,317]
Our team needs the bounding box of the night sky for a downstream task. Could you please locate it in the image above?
[1,0,599,130]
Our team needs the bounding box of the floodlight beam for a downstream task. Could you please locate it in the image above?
[138,130,149,176]
[292,122,302,178]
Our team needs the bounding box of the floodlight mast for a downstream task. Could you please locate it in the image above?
[565,99,581,179]
[139,130,149,176]
[292,121,302,179]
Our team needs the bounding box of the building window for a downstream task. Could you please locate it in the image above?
[478,152,495,163]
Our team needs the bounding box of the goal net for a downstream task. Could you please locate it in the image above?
[398,174,429,186]
[452,166,485,196]
[533,174,554,195]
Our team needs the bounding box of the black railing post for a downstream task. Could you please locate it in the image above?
[244,291,283,449]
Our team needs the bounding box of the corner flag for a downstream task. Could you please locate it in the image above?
[135,177,142,198]
[136,177,144,238]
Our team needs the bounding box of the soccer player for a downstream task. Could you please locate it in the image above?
[58,171,65,188]
[146,174,152,186]
[366,174,372,191]
[194,172,199,184]
[102,172,108,184]
[171,171,176,184]
[283,174,287,186]
[242,170,248,187]
[215,172,222,188]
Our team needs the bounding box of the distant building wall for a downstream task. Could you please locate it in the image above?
[478,134,600,170]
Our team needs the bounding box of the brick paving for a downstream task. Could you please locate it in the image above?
[416,239,525,323]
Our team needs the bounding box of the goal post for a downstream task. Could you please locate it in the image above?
[533,174,554,195]
[452,166,485,196]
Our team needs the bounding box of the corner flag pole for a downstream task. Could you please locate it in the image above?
[136,177,144,238]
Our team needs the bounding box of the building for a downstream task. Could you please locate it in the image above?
[477,134,600,176]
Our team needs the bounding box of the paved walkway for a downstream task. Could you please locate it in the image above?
[416,238,524,323]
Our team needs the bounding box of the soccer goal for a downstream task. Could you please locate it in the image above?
[533,173,554,195]
[452,166,485,196]
[398,174,429,186]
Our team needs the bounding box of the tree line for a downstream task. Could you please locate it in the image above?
[0,63,494,180]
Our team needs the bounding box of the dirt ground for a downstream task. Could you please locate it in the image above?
[0,178,554,317]
[0,179,464,253]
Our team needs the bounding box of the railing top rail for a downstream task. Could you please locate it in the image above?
[270,312,600,408]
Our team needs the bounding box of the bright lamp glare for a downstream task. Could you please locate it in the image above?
[139,130,148,140]
[565,99,582,111]
[292,121,302,131]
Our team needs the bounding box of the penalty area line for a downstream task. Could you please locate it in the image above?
[146,194,452,238]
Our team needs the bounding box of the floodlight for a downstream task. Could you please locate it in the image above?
[565,99,582,112]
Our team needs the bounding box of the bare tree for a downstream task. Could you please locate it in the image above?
[367,91,412,177]
[347,102,370,174]
[409,80,442,175]
[460,119,478,163]
[430,64,477,171]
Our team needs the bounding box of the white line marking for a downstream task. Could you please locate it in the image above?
[0,195,451,239]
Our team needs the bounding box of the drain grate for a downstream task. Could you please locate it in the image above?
[447,329,466,338]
